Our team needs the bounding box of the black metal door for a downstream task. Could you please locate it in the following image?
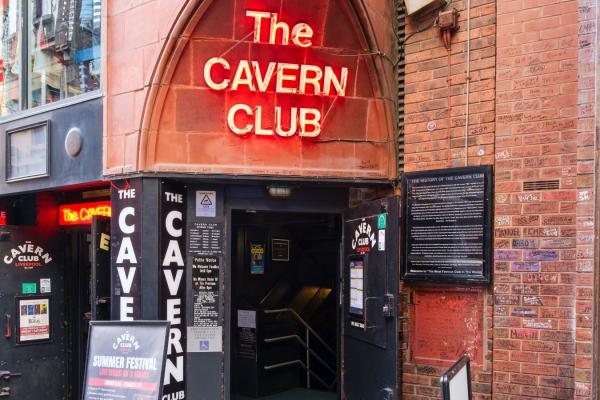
[0,226,67,399]
[91,216,111,321]
[342,197,399,400]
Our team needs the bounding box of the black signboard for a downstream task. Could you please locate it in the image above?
[111,180,143,320]
[159,182,187,399]
[402,166,493,283]
[82,321,169,400]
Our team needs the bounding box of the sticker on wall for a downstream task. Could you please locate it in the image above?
[196,191,217,217]
[22,283,37,294]
[40,278,51,293]
[250,243,265,275]
[3,241,52,269]
[351,219,377,253]
[378,230,386,251]
[378,213,387,229]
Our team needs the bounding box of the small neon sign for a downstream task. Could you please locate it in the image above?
[59,201,111,226]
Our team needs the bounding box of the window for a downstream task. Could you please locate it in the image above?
[6,122,48,181]
[0,0,102,117]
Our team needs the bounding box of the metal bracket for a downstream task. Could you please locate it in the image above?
[383,294,395,318]
[381,387,394,400]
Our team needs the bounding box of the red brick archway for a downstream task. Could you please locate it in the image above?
[137,0,398,179]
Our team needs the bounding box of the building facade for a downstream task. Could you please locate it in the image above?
[0,0,598,399]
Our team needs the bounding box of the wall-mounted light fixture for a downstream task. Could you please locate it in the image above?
[267,184,293,198]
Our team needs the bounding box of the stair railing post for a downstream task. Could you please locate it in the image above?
[306,328,310,389]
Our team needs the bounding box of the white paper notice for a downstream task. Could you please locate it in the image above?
[40,278,51,293]
[187,326,223,352]
[237,310,256,328]
[378,229,385,251]
[349,261,364,315]
[19,298,50,342]
[196,191,217,217]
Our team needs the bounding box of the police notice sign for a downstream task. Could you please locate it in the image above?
[83,321,169,400]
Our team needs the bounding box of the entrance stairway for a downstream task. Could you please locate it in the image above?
[235,284,337,398]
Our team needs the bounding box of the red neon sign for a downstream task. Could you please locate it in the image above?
[203,10,350,138]
[0,211,6,225]
[59,201,111,226]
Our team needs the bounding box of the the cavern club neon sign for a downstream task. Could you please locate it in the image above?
[59,201,112,226]
[204,11,350,138]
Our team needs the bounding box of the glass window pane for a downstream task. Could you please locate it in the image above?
[29,0,101,108]
[0,0,22,116]
[8,124,48,180]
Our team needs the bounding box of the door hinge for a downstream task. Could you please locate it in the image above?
[383,294,395,318]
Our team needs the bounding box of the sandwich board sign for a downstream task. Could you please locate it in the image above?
[440,355,472,400]
[82,321,169,400]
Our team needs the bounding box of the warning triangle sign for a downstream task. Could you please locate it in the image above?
[201,195,213,206]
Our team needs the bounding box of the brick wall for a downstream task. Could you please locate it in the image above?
[494,0,596,398]
[402,0,496,398]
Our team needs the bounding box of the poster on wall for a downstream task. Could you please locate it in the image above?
[16,296,51,344]
[250,243,265,275]
[82,321,169,400]
[271,238,290,262]
[402,166,493,284]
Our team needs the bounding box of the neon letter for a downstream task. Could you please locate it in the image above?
[299,108,321,137]
[204,57,230,90]
[324,66,349,96]
[231,60,256,91]
[270,14,290,45]
[227,104,253,135]
[252,61,277,92]
[276,63,299,94]
[246,11,271,43]
[299,64,323,95]
[255,106,274,136]
[292,23,313,47]
[275,107,298,137]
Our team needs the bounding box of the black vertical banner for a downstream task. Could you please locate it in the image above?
[110,180,143,321]
[91,216,111,321]
[160,181,187,399]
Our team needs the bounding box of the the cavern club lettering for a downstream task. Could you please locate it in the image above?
[204,11,349,138]
[59,201,112,226]
[160,190,186,399]
[3,241,52,268]
[351,220,376,253]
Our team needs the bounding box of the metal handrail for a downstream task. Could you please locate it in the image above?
[264,335,336,375]
[263,308,335,356]
[263,359,332,390]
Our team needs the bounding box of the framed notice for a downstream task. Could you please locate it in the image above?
[402,166,493,284]
[271,238,290,262]
[16,295,51,345]
[349,260,365,316]
[82,321,169,400]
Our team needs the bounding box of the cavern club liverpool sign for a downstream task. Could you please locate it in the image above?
[203,10,350,138]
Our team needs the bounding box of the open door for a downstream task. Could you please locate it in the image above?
[342,197,399,400]
[91,216,111,320]
[0,226,66,399]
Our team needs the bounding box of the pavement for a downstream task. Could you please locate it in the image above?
[233,388,336,400]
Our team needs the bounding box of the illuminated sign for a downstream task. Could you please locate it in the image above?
[203,11,350,138]
[59,201,112,226]
[0,211,6,225]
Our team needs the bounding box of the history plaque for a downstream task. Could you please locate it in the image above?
[402,166,492,283]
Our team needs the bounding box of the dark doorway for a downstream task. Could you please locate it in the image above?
[230,210,340,400]
[64,229,92,400]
